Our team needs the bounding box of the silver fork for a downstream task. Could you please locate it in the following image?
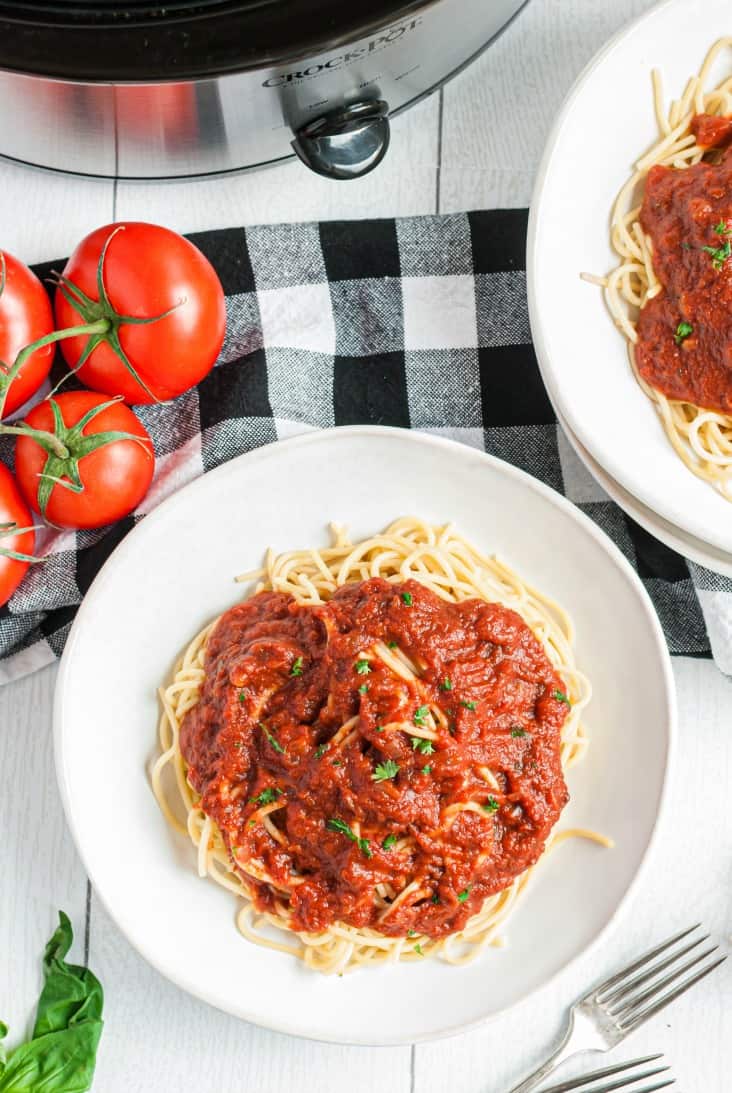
[507,924,726,1093]
[540,1055,674,1093]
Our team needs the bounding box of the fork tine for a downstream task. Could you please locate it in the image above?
[552,1067,670,1093]
[601,935,710,1006]
[591,925,701,999]
[619,954,727,1031]
[624,1084,674,1093]
[537,1057,665,1093]
[612,945,719,1019]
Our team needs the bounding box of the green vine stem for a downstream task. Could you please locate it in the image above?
[0,521,44,564]
[0,319,111,422]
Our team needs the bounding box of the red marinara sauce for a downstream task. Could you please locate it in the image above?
[636,116,732,412]
[180,578,570,939]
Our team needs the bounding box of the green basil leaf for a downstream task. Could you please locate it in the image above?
[0,913,103,1093]
[33,913,103,1037]
[0,1026,101,1093]
[0,1023,102,1093]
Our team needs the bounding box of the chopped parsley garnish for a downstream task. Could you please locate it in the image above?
[375,725,384,733]
[290,656,303,677]
[401,591,413,606]
[372,759,400,782]
[387,640,398,648]
[238,691,246,703]
[355,658,371,675]
[249,787,282,806]
[413,943,424,956]
[411,736,434,755]
[674,321,693,346]
[511,726,527,738]
[553,689,571,706]
[702,239,731,269]
[421,764,432,775]
[457,888,471,903]
[440,677,453,691]
[332,760,342,767]
[413,705,430,726]
[260,723,285,754]
[714,219,731,236]
[483,796,499,813]
[431,892,439,904]
[358,683,369,694]
[460,700,477,711]
[326,817,372,858]
[314,743,328,759]
[382,834,398,850]
[407,929,417,938]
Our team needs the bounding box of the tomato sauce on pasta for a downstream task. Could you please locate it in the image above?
[179,578,570,938]
[636,138,732,412]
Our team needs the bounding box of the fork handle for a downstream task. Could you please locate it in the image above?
[505,1019,579,1093]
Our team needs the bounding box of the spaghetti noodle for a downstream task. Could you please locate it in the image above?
[152,517,608,975]
[587,37,732,496]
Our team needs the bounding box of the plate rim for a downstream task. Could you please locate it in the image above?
[526,0,732,554]
[53,425,677,1045]
[556,408,732,578]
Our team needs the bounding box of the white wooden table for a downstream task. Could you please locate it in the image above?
[1,1,730,1089]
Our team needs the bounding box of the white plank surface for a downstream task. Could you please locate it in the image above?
[1,0,731,1090]
[438,0,656,211]
[0,665,88,1043]
[0,157,113,262]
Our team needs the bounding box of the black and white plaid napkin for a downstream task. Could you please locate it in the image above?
[0,209,725,684]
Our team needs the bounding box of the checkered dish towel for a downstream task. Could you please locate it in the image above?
[0,209,727,685]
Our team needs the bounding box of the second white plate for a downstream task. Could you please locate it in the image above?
[557,410,732,579]
[528,0,732,554]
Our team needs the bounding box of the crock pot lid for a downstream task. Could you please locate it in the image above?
[0,0,433,82]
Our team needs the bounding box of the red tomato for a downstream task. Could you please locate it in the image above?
[0,462,35,606]
[54,222,226,405]
[0,250,54,418]
[15,391,155,529]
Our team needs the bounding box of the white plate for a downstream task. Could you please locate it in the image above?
[54,427,675,1044]
[557,409,732,579]
[528,0,732,555]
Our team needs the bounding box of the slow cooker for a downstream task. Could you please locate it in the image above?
[0,0,528,180]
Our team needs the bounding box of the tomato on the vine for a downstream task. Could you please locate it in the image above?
[54,222,226,405]
[0,462,38,607]
[0,250,54,418]
[14,391,155,530]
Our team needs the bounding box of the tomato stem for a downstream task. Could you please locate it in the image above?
[0,422,69,459]
[0,520,44,564]
[0,318,111,420]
